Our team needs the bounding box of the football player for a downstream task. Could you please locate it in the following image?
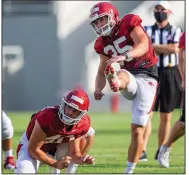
[2,111,16,169]
[89,2,158,173]
[14,89,95,173]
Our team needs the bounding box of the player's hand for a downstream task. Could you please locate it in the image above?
[54,156,72,169]
[82,154,95,165]
[94,91,104,100]
[106,55,126,64]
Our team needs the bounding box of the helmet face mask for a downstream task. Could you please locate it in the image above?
[91,13,116,36]
[89,2,119,37]
[58,89,89,125]
[59,100,86,125]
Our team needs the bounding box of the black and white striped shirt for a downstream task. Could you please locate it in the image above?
[144,23,182,68]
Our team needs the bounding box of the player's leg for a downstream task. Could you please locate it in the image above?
[105,68,144,173]
[166,100,185,147]
[158,96,185,168]
[2,138,15,169]
[139,112,153,162]
[158,121,184,168]
[161,67,183,148]
[125,75,157,173]
[14,143,40,173]
[65,127,95,173]
[140,82,160,161]
[158,112,172,146]
[2,111,16,169]
[154,69,170,159]
[50,144,68,174]
[54,127,95,174]
[143,115,152,152]
[156,67,181,159]
[166,120,185,146]
[141,85,160,160]
[48,151,61,174]
[80,127,95,156]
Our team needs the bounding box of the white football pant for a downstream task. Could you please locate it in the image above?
[15,127,95,173]
[2,111,14,140]
[119,70,157,126]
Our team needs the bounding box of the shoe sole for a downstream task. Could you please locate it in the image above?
[157,157,169,168]
[138,158,148,162]
[104,64,120,92]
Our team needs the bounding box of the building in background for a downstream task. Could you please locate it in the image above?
[2,0,60,111]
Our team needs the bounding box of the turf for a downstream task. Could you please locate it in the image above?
[2,110,185,174]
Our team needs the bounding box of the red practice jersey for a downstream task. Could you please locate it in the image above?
[179,32,185,50]
[26,106,90,153]
[94,14,158,80]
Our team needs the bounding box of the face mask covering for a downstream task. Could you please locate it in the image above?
[154,12,168,23]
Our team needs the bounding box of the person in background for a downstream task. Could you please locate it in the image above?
[158,32,185,168]
[2,111,16,169]
[141,0,182,161]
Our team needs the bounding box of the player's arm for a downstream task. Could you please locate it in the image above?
[127,26,149,58]
[178,48,185,81]
[95,54,109,92]
[28,120,70,169]
[28,120,57,166]
[153,43,179,55]
[68,137,95,165]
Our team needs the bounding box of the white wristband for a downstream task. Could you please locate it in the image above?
[124,52,133,62]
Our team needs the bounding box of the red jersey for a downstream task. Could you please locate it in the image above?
[26,106,90,153]
[179,32,185,50]
[94,14,158,80]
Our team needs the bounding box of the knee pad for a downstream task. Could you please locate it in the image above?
[2,112,14,140]
[81,127,95,139]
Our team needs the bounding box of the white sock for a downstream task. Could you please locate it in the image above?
[124,161,136,174]
[4,149,13,159]
[65,163,78,173]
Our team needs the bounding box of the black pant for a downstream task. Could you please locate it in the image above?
[153,66,182,112]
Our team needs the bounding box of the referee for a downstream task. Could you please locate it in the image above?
[139,1,182,161]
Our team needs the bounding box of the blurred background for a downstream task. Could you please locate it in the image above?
[2,0,185,112]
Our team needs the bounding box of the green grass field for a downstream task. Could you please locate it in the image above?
[2,110,185,174]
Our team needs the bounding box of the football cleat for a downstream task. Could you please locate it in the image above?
[154,148,159,160]
[139,151,148,162]
[158,145,171,168]
[104,63,121,92]
[4,156,16,169]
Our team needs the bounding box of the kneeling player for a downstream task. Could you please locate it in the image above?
[15,89,95,173]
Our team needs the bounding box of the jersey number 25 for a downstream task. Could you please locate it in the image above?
[104,36,133,62]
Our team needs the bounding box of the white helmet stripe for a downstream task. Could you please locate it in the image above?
[90,7,99,13]
[71,95,84,104]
